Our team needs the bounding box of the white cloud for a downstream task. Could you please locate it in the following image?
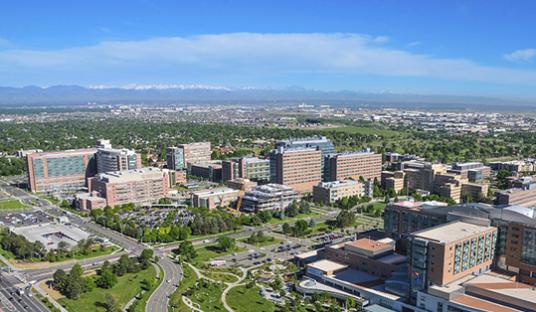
[407,41,422,48]
[0,38,14,49]
[504,49,536,62]
[372,36,390,44]
[1,33,536,86]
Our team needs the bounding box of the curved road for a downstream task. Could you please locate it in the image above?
[146,256,183,312]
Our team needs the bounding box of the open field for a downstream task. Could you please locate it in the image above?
[58,265,156,312]
[194,244,246,266]
[227,284,276,312]
[0,199,30,209]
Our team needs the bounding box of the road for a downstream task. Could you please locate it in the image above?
[146,256,183,312]
[0,274,48,312]
[0,177,184,312]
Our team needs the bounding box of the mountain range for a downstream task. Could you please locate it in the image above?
[0,85,534,111]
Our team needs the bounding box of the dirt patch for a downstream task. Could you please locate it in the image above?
[38,280,64,300]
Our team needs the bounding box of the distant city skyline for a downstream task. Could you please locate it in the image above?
[1,1,536,99]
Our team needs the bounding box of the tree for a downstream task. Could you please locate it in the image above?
[139,249,154,268]
[293,220,309,237]
[217,235,236,251]
[285,201,299,217]
[104,294,120,312]
[176,241,197,261]
[336,210,355,228]
[282,223,291,234]
[496,169,511,189]
[53,269,68,292]
[96,267,117,289]
[257,210,273,223]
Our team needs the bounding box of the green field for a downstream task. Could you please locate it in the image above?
[132,264,163,312]
[203,270,239,283]
[194,245,245,266]
[0,199,29,209]
[267,211,320,225]
[227,284,276,312]
[58,265,156,312]
[240,235,282,247]
[188,280,225,312]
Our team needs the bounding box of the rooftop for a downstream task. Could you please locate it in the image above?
[11,222,90,251]
[317,180,360,188]
[307,259,348,273]
[94,167,164,183]
[193,187,239,197]
[412,221,494,244]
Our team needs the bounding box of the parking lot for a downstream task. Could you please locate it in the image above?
[0,211,52,228]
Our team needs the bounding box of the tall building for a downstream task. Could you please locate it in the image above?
[275,136,334,180]
[402,161,447,192]
[96,147,141,174]
[86,167,171,208]
[166,146,185,170]
[409,221,497,300]
[325,151,382,182]
[221,156,270,182]
[26,149,97,193]
[167,142,211,171]
[384,202,536,285]
[269,147,322,192]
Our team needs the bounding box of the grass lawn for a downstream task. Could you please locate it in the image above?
[169,263,197,311]
[267,211,320,225]
[189,280,225,312]
[203,270,239,283]
[227,284,276,312]
[194,245,245,266]
[308,221,330,235]
[240,235,282,247]
[0,199,29,209]
[58,265,156,312]
[132,264,163,312]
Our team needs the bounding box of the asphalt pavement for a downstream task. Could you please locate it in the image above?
[146,256,183,312]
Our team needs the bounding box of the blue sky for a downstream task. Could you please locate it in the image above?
[1,1,536,98]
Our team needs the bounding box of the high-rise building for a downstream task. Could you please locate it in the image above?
[269,147,322,192]
[381,170,405,194]
[26,149,97,193]
[275,136,334,180]
[221,156,270,182]
[96,146,141,174]
[384,202,536,285]
[166,146,185,170]
[325,151,382,182]
[167,142,212,171]
[402,161,447,192]
[409,221,497,300]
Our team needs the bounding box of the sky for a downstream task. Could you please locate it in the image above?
[1,1,536,99]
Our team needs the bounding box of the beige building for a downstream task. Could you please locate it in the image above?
[410,221,497,289]
[181,142,211,167]
[461,182,489,202]
[312,180,363,204]
[83,167,171,208]
[402,161,448,192]
[381,170,405,194]
[269,147,322,193]
[326,151,382,182]
[191,187,240,209]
